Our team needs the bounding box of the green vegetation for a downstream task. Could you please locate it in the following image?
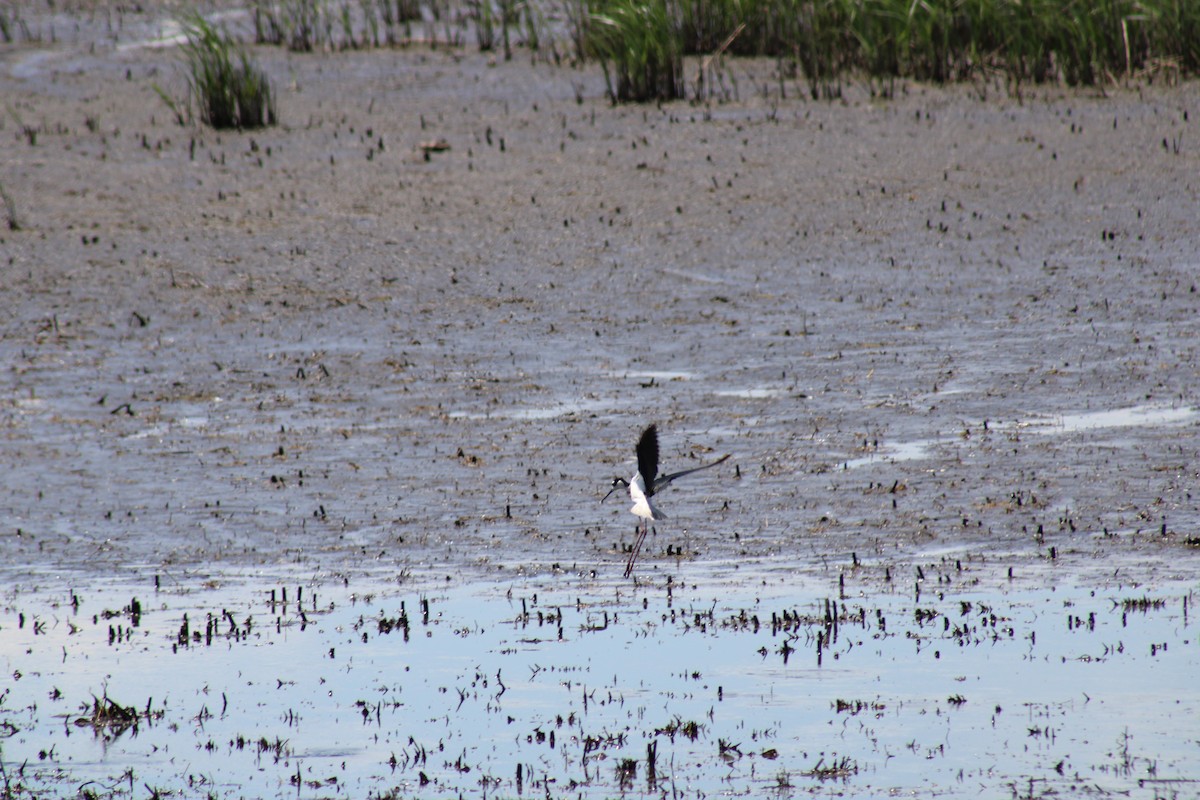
[252,0,540,54]
[254,0,331,51]
[587,0,685,101]
[581,0,1200,102]
[199,0,1199,104]
[474,0,527,58]
[169,14,277,129]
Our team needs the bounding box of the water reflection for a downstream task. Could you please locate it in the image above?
[1,569,1195,798]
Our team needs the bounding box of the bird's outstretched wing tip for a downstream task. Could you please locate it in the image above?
[636,424,660,485]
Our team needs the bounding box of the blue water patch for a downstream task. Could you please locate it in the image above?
[0,570,1195,798]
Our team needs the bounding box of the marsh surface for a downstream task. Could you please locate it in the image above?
[2,5,1199,797]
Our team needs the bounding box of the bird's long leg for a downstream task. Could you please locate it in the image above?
[625,520,648,578]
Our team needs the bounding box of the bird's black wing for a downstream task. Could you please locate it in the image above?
[636,424,659,494]
[654,453,731,492]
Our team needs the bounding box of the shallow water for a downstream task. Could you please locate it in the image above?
[843,403,1199,469]
[2,567,1196,799]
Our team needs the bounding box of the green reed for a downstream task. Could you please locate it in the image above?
[177,14,277,129]
[586,0,686,100]
[586,0,1199,102]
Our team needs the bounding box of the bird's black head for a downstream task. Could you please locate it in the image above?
[601,477,628,502]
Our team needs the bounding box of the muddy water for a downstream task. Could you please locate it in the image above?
[2,3,1200,797]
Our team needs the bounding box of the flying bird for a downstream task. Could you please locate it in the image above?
[602,424,730,577]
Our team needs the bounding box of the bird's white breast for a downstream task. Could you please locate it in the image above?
[628,473,666,520]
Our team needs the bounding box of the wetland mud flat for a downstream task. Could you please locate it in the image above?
[2,6,1199,797]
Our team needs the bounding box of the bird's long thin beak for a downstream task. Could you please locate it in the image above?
[601,486,617,503]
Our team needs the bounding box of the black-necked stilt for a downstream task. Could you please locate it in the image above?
[602,424,730,577]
